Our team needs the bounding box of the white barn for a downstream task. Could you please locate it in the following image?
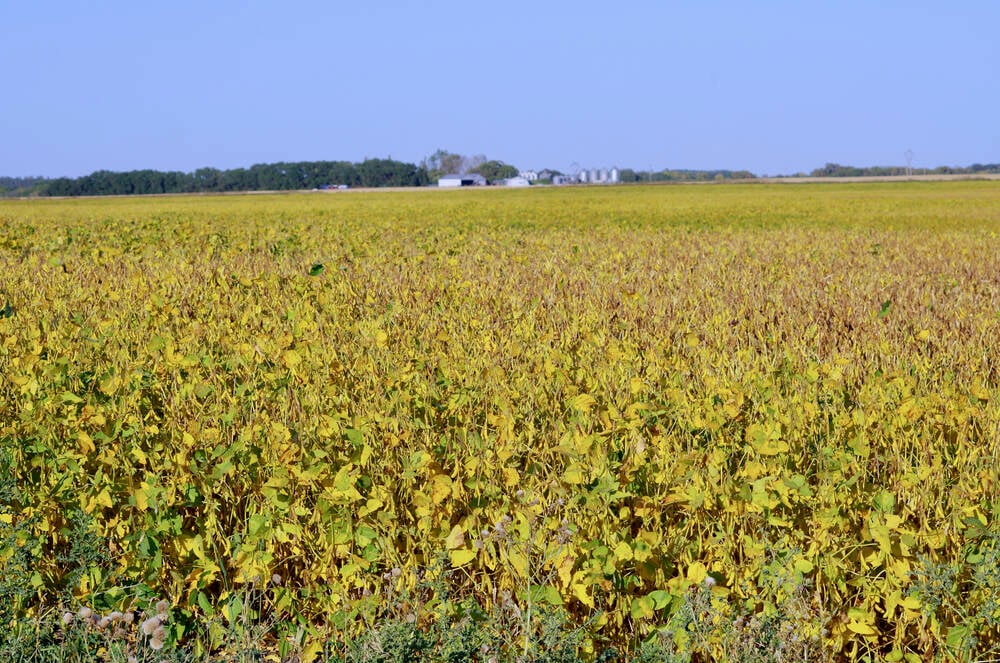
[438,173,487,187]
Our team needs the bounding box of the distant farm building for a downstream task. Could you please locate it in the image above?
[503,176,531,187]
[575,167,620,185]
[438,173,487,187]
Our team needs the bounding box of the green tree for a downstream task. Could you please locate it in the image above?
[193,167,222,191]
[469,160,518,184]
[423,149,466,181]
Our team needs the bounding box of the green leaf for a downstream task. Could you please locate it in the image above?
[529,585,563,606]
[309,263,325,276]
[647,590,672,610]
[878,299,892,319]
[197,591,214,616]
[345,428,364,447]
[632,539,653,562]
[946,624,970,650]
[873,490,896,513]
[630,595,654,620]
[223,596,244,624]
[248,514,269,537]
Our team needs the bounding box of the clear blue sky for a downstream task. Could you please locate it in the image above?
[2,1,997,177]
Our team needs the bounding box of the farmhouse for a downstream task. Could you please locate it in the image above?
[438,173,487,187]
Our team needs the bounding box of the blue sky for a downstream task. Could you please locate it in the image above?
[2,1,997,177]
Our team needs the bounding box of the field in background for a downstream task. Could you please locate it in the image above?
[758,173,1000,184]
[2,182,1000,661]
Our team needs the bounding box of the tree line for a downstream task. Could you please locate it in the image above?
[1,159,429,197]
[0,176,49,197]
[5,158,1000,197]
[617,168,756,182]
[1,151,515,197]
[808,162,1000,177]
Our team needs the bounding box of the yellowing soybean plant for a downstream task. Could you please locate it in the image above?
[2,182,1000,662]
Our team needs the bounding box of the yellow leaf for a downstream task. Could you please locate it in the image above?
[884,514,904,529]
[847,621,877,636]
[430,475,452,502]
[77,431,95,455]
[130,446,147,465]
[507,550,529,578]
[445,525,465,550]
[870,523,893,554]
[300,639,323,663]
[357,498,383,518]
[686,562,707,584]
[745,422,789,455]
[502,467,520,487]
[563,464,588,484]
[663,491,688,505]
[757,439,788,456]
[282,349,302,368]
[325,465,363,503]
[613,541,633,562]
[556,551,575,588]
[568,393,597,412]
[450,549,477,567]
[134,483,150,511]
[92,488,113,509]
[571,572,594,607]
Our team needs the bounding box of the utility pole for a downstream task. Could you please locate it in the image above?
[905,149,914,177]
